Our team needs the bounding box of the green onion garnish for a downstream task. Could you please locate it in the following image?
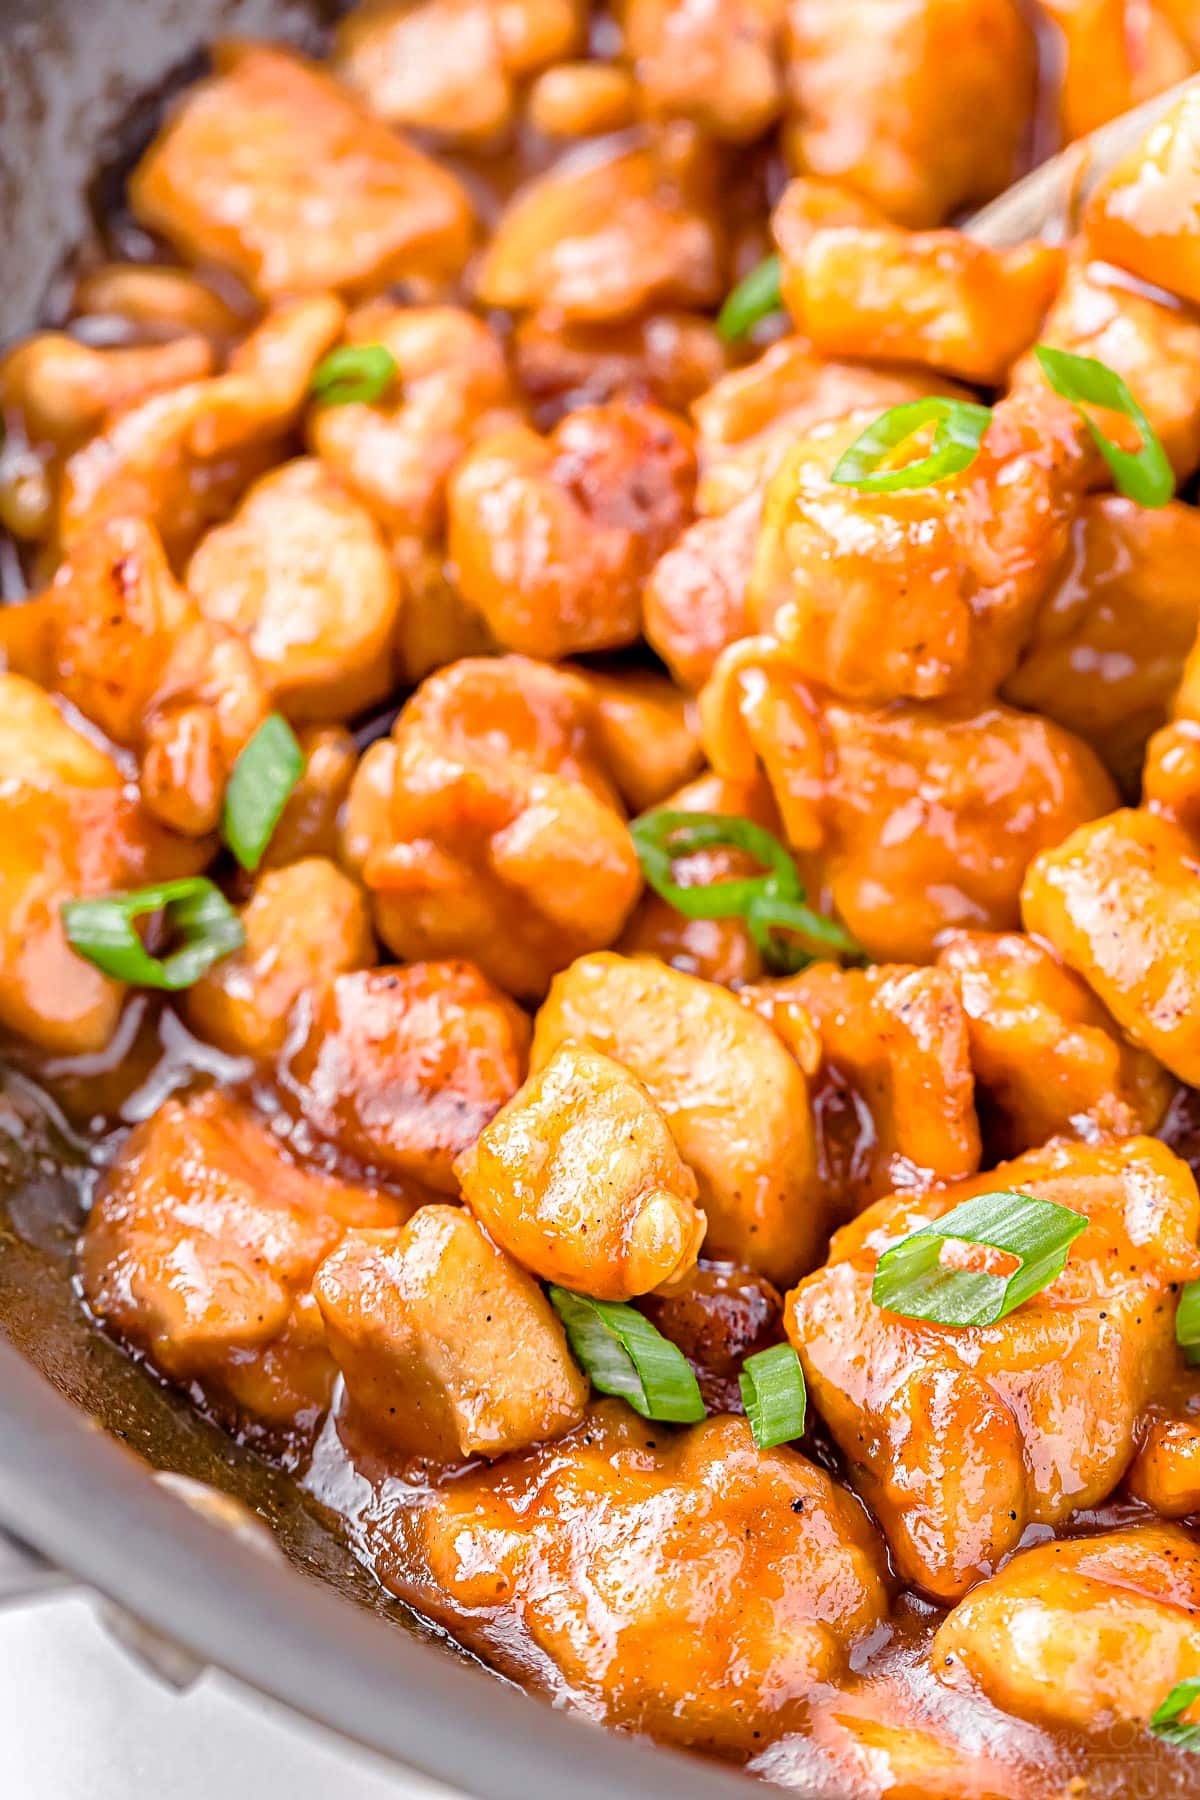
[222,713,305,873]
[1151,1679,1200,1749]
[831,396,995,493]
[871,1189,1087,1328]
[1033,344,1173,508]
[739,1343,807,1449]
[717,254,784,343]
[548,1287,705,1424]
[1177,1281,1200,1366]
[629,809,859,974]
[309,343,398,407]
[61,878,245,990]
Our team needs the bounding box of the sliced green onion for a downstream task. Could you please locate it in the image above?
[310,343,398,407]
[629,808,860,974]
[830,397,994,493]
[717,254,783,343]
[1033,344,1173,508]
[739,1343,807,1449]
[1177,1281,1200,1366]
[548,1286,705,1424]
[871,1189,1087,1328]
[222,713,304,873]
[61,878,244,991]
[1151,1679,1200,1749]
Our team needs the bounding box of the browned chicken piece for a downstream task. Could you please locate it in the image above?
[513,311,725,432]
[933,1526,1200,1731]
[456,1044,705,1299]
[638,1260,783,1412]
[185,458,401,724]
[6,516,269,837]
[1011,256,1200,485]
[278,962,530,1192]
[308,303,518,541]
[1145,622,1200,833]
[258,726,357,870]
[71,263,251,341]
[1022,808,1200,1087]
[1001,497,1200,792]
[184,858,375,1058]
[130,43,474,299]
[749,390,1091,707]
[691,332,965,518]
[473,136,724,322]
[573,667,703,813]
[341,658,642,999]
[59,295,345,562]
[788,1136,1200,1601]
[783,0,1034,227]
[0,674,204,1055]
[1043,0,1195,141]
[391,1403,890,1753]
[748,963,981,1218]
[1085,83,1200,307]
[525,63,639,137]
[313,1209,587,1460]
[642,495,759,691]
[936,930,1173,1158]
[1129,1371,1200,1515]
[703,637,1117,962]
[532,952,821,1285]
[618,769,783,986]
[0,332,216,463]
[390,540,496,686]
[621,0,785,140]
[447,400,695,659]
[79,1087,415,1425]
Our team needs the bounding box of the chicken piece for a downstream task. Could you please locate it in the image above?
[258,726,357,870]
[313,1209,586,1460]
[279,962,530,1192]
[1128,1371,1200,1516]
[532,952,820,1285]
[456,1044,705,1299]
[1085,83,1200,307]
[335,0,582,142]
[783,0,1034,227]
[341,658,642,999]
[1001,497,1200,792]
[525,63,639,137]
[936,930,1173,1158]
[71,263,250,341]
[751,963,980,1219]
[692,332,964,517]
[59,295,345,562]
[390,540,496,685]
[184,859,374,1058]
[703,638,1117,962]
[779,223,1062,386]
[1043,0,1195,141]
[1022,808,1200,1087]
[787,1136,1200,1601]
[1010,256,1200,485]
[130,42,473,300]
[618,769,783,986]
[642,495,759,692]
[0,675,202,1055]
[748,389,1091,706]
[621,0,785,141]
[574,667,703,813]
[933,1526,1200,1732]
[185,458,401,724]
[637,1260,783,1413]
[391,1403,889,1753]
[474,137,723,322]
[5,516,269,837]
[447,401,695,659]
[308,303,518,541]
[0,332,216,456]
[1144,618,1200,834]
[513,310,725,432]
[79,1088,413,1426]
